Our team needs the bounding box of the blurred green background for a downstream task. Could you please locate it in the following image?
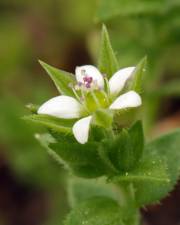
[0,1,180,225]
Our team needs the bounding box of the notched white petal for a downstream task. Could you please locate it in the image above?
[75,65,104,88]
[109,67,135,96]
[72,116,92,144]
[109,91,142,110]
[38,95,82,119]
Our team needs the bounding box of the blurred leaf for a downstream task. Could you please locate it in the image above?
[39,60,76,96]
[98,25,119,78]
[68,177,121,207]
[64,197,124,225]
[97,0,165,21]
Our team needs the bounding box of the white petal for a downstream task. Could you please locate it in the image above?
[38,95,82,119]
[72,116,92,144]
[109,91,142,110]
[109,67,135,96]
[75,65,104,88]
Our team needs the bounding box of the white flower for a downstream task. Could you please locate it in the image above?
[38,65,142,144]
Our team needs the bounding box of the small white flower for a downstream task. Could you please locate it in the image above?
[38,65,142,144]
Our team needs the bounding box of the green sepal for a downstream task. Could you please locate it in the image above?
[98,25,119,78]
[49,141,106,178]
[130,56,147,94]
[39,60,76,96]
[23,114,75,134]
[92,109,113,128]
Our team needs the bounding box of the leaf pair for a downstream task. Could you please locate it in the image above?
[65,128,180,214]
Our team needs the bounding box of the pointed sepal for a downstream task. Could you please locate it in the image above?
[98,25,119,78]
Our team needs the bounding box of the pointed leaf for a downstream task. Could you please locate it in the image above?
[39,60,76,96]
[98,25,119,78]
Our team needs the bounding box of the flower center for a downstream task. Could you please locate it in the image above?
[83,76,93,88]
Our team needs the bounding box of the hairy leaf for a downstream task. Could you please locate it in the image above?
[112,129,180,206]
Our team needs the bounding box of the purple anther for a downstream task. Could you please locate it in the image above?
[83,76,93,83]
[86,76,93,83]
[85,83,91,88]
[78,81,83,86]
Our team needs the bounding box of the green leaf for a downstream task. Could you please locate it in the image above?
[113,129,134,171]
[92,109,113,128]
[109,121,144,171]
[98,25,119,78]
[112,155,169,206]
[131,56,147,94]
[112,129,180,206]
[64,197,139,225]
[49,141,106,178]
[64,197,124,225]
[24,114,75,134]
[39,60,76,96]
[68,177,121,207]
[141,129,180,204]
[128,121,144,166]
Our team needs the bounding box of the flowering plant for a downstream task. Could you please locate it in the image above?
[25,26,180,225]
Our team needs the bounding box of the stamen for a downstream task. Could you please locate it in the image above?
[101,90,110,104]
[80,89,90,113]
[72,86,82,103]
[90,91,101,108]
[104,75,110,97]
